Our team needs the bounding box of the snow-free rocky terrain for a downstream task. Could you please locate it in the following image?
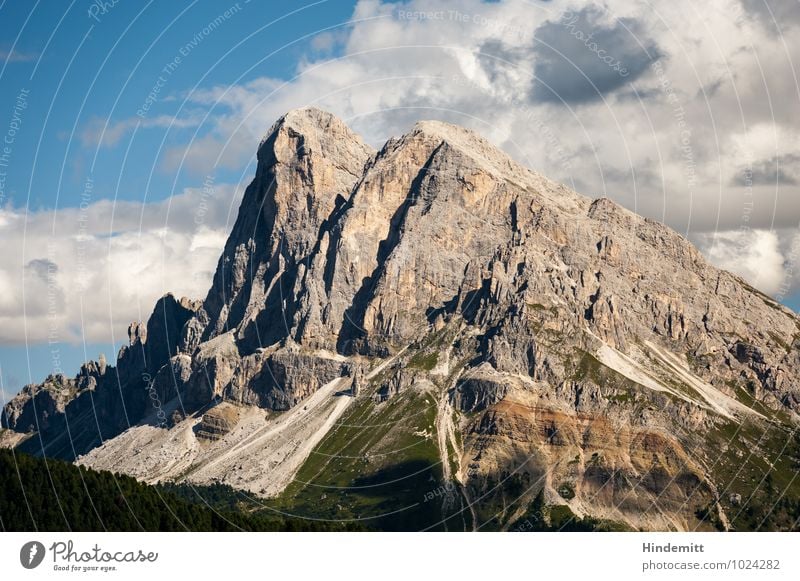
[3,108,800,531]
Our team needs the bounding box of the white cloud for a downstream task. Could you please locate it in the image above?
[777,231,800,302]
[0,182,242,346]
[697,229,791,295]
[80,113,204,148]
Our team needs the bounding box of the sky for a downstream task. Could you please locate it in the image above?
[0,0,799,400]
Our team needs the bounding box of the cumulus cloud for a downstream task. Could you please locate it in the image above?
[0,182,242,345]
[741,0,800,31]
[697,229,789,294]
[532,5,661,103]
[731,154,800,187]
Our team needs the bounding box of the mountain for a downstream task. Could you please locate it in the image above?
[3,108,800,531]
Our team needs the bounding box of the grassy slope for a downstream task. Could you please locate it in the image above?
[266,387,448,531]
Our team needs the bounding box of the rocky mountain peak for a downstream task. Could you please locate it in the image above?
[198,107,374,349]
[4,109,800,532]
[257,106,373,169]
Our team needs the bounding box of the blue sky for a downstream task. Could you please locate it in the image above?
[1,0,799,399]
[0,0,355,210]
[0,0,359,396]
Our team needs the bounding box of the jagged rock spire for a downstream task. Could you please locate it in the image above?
[198,107,374,351]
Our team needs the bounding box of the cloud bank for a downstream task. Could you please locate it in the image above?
[0,182,241,345]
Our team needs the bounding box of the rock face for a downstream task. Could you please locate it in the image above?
[4,108,800,531]
[199,108,374,351]
[1,293,201,458]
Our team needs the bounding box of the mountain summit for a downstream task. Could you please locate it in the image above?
[3,108,799,531]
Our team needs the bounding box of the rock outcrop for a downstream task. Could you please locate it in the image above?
[195,403,240,441]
